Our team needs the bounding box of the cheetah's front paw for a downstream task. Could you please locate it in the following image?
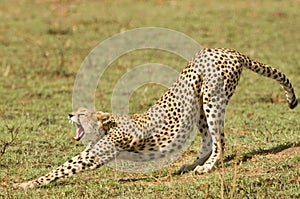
[13,180,38,189]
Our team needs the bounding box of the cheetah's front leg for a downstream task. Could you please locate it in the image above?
[14,139,118,188]
[13,151,100,188]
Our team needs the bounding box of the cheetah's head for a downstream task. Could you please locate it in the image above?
[69,107,114,143]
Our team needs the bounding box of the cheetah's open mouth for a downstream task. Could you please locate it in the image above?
[74,123,84,141]
[69,115,85,141]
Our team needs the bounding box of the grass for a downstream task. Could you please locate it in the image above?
[0,0,299,198]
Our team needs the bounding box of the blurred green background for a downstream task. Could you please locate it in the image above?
[0,0,299,198]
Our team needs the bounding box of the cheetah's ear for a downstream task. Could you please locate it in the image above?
[96,111,111,122]
[96,111,116,132]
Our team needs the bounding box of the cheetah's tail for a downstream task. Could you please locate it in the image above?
[243,56,298,109]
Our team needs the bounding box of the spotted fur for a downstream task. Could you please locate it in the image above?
[14,48,297,188]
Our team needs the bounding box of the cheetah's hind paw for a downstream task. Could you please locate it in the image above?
[175,163,198,175]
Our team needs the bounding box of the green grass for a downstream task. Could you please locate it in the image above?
[0,0,299,198]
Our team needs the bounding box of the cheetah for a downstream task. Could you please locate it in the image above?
[14,48,297,188]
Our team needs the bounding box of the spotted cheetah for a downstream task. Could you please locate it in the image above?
[14,48,297,188]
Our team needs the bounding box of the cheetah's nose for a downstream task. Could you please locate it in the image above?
[69,114,74,118]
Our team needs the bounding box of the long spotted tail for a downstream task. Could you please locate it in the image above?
[242,56,298,109]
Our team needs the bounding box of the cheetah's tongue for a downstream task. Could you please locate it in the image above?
[74,126,84,141]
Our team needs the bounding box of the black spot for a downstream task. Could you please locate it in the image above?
[72,168,77,174]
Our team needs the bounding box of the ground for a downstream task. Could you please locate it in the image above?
[0,0,299,198]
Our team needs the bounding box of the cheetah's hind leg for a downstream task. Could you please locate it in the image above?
[177,109,212,174]
[193,81,227,174]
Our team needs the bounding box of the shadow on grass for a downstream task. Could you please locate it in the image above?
[224,141,300,163]
[118,141,300,181]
